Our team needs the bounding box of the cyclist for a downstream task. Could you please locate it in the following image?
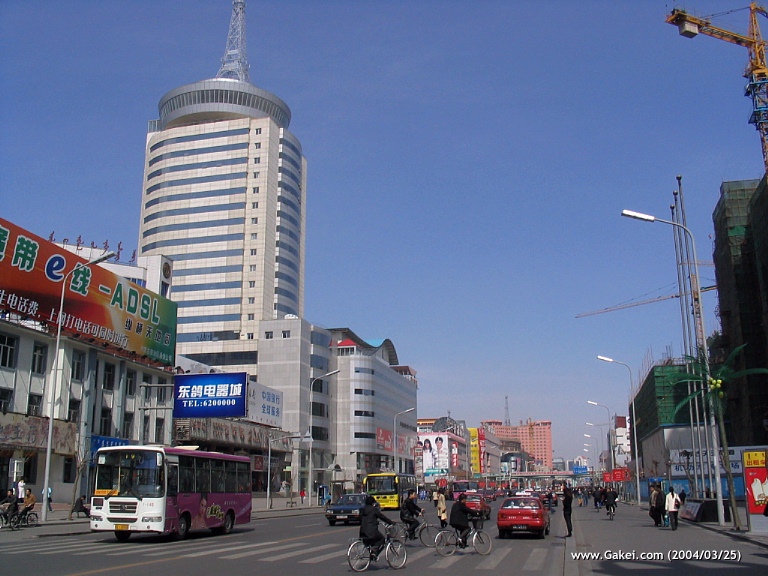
[448,493,473,547]
[605,486,618,517]
[400,489,422,540]
[359,495,395,558]
[20,488,36,520]
[1,489,18,527]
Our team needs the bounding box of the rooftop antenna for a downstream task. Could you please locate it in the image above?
[216,0,250,83]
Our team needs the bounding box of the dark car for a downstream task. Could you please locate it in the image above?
[325,493,367,525]
[481,489,496,502]
[497,496,550,539]
[464,494,492,520]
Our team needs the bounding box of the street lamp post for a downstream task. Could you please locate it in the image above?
[42,250,116,522]
[597,355,642,505]
[306,369,339,503]
[622,208,724,526]
[588,401,614,470]
[393,407,415,474]
[585,422,605,470]
[267,433,301,509]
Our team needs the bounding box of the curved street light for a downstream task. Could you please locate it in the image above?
[588,401,614,470]
[394,407,415,474]
[622,208,724,526]
[306,369,340,502]
[42,250,116,523]
[597,355,642,505]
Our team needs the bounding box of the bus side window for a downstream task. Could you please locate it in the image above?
[168,464,178,497]
[225,461,237,492]
[196,459,211,493]
[179,456,194,493]
[211,460,225,493]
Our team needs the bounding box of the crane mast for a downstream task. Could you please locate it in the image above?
[666,3,768,173]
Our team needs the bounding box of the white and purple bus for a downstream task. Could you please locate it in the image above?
[90,445,251,541]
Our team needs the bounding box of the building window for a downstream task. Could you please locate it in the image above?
[254,128,261,135]
[282,330,290,339]
[354,410,375,418]
[354,432,376,439]
[68,399,80,423]
[0,334,17,368]
[354,389,375,396]
[250,249,257,255]
[23,455,38,484]
[250,233,257,240]
[126,370,136,396]
[248,297,255,304]
[31,343,47,375]
[27,394,43,416]
[157,378,167,403]
[248,281,256,288]
[100,408,112,436]
[247,333,254,340]
[264,331,273,340]
[143,415,150,442]
[71,349,85,381]
[311,402,328,417]
[0,389,12,413]
[247,314,255,321]
[103,363,116,391]
[143,374,152,402]
[251,218,258,224]
[252,202,258,209]
[122,412,134,439]
[253,157,260,164]
[249,265,257,272]
[155,418,165,443]
[63,458,76,483]
[253,142,261,148]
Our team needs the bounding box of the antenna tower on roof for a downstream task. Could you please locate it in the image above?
[216,0,250,83]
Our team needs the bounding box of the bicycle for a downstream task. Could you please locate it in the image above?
[347,523,407,572]
[435,519,492,556]
[394,514,440,547]
[606,503,615,521]
[9,508,39,530]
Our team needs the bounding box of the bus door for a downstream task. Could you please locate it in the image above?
[165,462,180,530]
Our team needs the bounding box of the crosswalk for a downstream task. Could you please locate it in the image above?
[0,536,558,570]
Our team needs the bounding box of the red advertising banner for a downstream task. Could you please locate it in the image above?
[376,427,393,452]
[602,472,612,484]
[612,468,629,482]
[0,218,177,365]
[743,450,768,515]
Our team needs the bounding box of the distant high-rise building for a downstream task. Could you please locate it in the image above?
[139,0,305,373]
[483,419,553,470]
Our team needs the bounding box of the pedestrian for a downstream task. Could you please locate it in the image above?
[433,488,439,508]
[41,486,53,512]
[436,487,448,528]
[16,477,25,502]
[563,484,573,537]
[678,489,686,505]
[665,486,681,530]
[300,488,306,504]
[649,485,662,527]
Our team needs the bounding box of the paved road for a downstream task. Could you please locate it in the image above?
[1,498,766,575]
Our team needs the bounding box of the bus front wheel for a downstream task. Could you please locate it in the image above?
[114,530,131,542]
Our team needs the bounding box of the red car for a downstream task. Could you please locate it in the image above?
[464,494,492,520]
[497,496,550,539]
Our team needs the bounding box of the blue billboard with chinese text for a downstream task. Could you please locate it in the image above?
[173,372,247,418]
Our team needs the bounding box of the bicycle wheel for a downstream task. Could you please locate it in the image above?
[9,514,21,531]
[389,522,407,542]
[419,523,440,547]
[26,512,39,526]
[472,530,492,555]
[347,541,371,572]
[385,540,407,569]
[435,530,457,556]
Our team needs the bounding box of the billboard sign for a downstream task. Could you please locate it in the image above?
[246,380,283,428]
[173,372,247,418]
[0,218,177,365]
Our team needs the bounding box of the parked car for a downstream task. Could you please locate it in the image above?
[497,496,550,539]
[464,494,492,520]
[325,493,367,525]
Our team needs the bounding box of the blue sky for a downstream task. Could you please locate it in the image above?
[1,1,763,464]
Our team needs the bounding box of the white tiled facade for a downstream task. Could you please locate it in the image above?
[139,78,306,376]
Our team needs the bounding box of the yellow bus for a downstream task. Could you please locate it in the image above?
[362,473,417,510]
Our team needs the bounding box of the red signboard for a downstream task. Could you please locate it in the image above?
[602,472,612,484]
[612,468,629,482]
[0,218,177,365]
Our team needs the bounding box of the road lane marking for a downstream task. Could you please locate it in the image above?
[300,549,347,563]
[261,543,337,561]
[522,547,548,571]
[219,541,304,560]
[184,541,280,558]
[479,546,513,569]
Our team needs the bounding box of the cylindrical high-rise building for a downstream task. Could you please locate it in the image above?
[139,1,305,372]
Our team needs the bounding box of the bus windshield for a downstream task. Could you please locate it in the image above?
[95,449,165,499]
[364,476,395,495]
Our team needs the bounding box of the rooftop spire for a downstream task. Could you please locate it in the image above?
[216,0,250,83]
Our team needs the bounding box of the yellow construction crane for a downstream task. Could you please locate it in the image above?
[575,286,717,318]
[666,3,768,173]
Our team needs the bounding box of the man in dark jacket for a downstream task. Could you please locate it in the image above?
[359,496,394,557]
[400,489,422,540]
[449,493,474,546]
[563,485,573,537]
